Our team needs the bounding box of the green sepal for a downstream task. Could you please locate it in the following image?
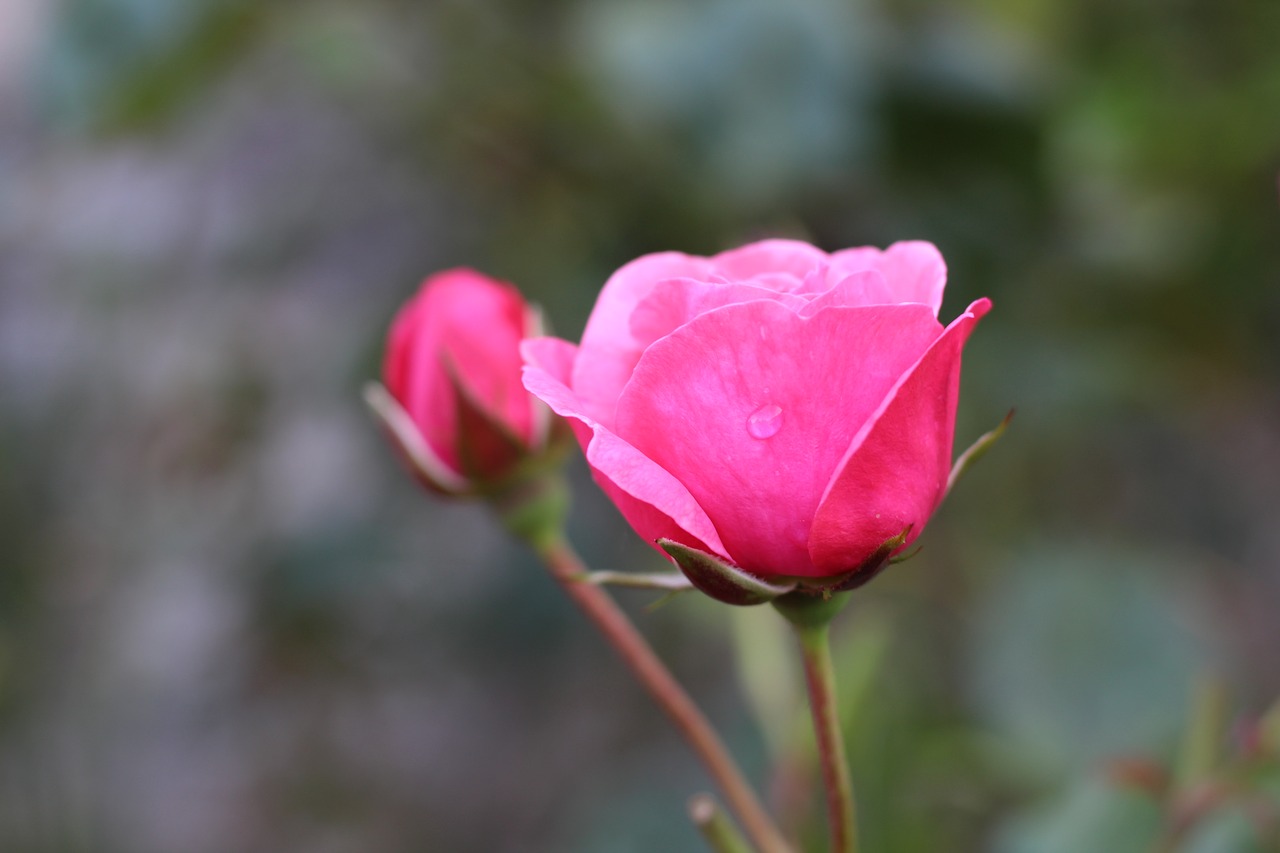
[571,570,695,592]
[658,539,796,606]
[772,525,913,596]
[363,382,470,495]
[826,525,914,592]
[946,408,1014,497]
[889,545,923,565]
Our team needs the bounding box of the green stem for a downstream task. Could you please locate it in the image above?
[536,534,791,853]
[795,620,858,853]
[1174,677,1226,790]
[689,793,756,853]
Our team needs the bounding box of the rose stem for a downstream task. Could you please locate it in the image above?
[794,619,858,853]
[536,533,792,853]
[689,793,756,853]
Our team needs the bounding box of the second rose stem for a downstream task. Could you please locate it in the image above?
[535,533,793,853]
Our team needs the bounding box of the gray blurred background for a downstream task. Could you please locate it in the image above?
[1,1,1279,851]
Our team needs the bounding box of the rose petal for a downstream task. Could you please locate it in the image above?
[615,301,943,577]
[711,239,830,282]
[573,252,714,428]
[829,241,948,316]
[809,298,991,573]
[522,339,727,556]
[522,337,591,449]
[797,270,893,317]
[629,277,809,342]
[522,336,578,387]
[523,304,554,449]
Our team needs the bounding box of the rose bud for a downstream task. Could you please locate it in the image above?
[522,239,990,603]
[366,268,566,502]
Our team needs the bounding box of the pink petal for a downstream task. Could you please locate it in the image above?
[614,301,943,577]
[573,252,714,428]
[809,298,991,574]
[710,239,830,281]
[522,337,592,449]
[523,304,554,449]
[522,340,727,556]
[797,270,893,317]
[522,335,578,386]
[829,241,948,316]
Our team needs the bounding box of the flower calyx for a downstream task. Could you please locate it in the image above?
[822,525,915,593]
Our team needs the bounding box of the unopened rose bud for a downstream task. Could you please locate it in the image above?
[368,268,567,505]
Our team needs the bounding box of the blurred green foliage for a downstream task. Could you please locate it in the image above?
[2,0,1279,850]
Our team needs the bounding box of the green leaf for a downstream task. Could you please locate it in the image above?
[971,542,1210,775]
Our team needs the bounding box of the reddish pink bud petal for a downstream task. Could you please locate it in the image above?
[384,269,534,481]
[809,298,991,574]
[447,362,530,482]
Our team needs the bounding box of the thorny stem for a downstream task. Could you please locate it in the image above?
[536,534,792,853]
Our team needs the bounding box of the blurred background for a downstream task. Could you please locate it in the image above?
[2,0,1279,851]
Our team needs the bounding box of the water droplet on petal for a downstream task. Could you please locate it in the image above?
[747,404,783,439]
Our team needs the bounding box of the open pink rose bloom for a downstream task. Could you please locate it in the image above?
[522,239,990,587]
[373,268,550,493]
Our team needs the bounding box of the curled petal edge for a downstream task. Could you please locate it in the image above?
[809,297,991,573]
[522,349,728,557]
[524,303,554,451]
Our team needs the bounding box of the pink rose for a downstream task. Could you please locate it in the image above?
[368,268,552,494]
[522,239,990,593]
